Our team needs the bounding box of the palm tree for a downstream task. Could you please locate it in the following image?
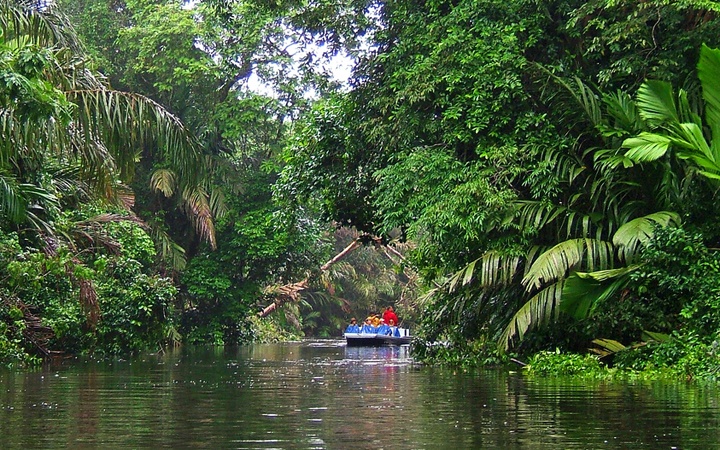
[512,45,720,346]
[622,44,720,183]
[0,0,217,262]
[0,0,221,330]
[420,58,714,351]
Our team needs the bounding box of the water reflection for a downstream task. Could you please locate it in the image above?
[343,343,410,362]
[1,341,720,449]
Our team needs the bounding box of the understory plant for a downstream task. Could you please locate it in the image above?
[524,350,604,376]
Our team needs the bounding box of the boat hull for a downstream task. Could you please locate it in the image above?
[344,332,411,347]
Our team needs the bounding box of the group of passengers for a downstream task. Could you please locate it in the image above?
[345,306,401,337]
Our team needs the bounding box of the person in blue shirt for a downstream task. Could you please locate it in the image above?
[360,318,377,334]
[345,318,360,333]
[376,319,392,335]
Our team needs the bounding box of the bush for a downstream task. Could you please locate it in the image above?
[631,227,720,340]
[613,333,720,380]
[94,258,178,354]
[0,221,183,362]
[525,349,604,376]
[0,297,41,368]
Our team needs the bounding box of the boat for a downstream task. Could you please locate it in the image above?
[344,328,412,346]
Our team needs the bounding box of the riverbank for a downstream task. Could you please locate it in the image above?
[414,336,720,382]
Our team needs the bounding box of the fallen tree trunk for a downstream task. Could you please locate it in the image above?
[258,236,364,317]
[258,280,310,317]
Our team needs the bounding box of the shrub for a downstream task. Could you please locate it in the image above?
[525,349,603,376]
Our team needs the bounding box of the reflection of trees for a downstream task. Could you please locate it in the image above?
[501,377,720,448]
[409,369,720,449]
[1,346,720,447]
[73,369,100,443]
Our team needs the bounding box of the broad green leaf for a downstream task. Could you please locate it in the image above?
[575,265,641,282]
[698,170,720,180]
[523,238,613,289]
[698,44,720,128]
[499,282,563,351]
[622,132,672,162]
[675,123,712,156]
[641,330,671,343]
[592,338,627,353]
[636,80,678,124]
[613,211,680,261]
[560,266,635,319]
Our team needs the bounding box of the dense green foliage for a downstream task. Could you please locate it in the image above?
[0,211,178,363]
[0,0,397,365]
[5,0,720,381]
[276,0,720,378]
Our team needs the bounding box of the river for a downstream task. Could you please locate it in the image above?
[1,340,719,449]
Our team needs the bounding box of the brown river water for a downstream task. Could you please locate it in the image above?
[1,340,719,449]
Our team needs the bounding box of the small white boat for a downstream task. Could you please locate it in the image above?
[344,328,411,346]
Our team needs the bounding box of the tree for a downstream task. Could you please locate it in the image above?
[0,0,213,249]
[0,0,219,356]
[275,0,720,354]
[424,44,720,352]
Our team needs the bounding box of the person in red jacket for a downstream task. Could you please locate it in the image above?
[382,306,399,326]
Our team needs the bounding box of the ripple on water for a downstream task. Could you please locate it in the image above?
[0,341,719,449]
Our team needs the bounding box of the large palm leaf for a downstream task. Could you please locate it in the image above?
[522,238,615,290]
[499,281,564,349]
[636,80,679,125]
[0,1,216,256]
[698,43,720,129]
[559,266,638,320]
[446,251,522,293]
[613,211,680,262]
[624,45,720,182]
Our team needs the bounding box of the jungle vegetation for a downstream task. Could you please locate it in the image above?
[3,0,720,379]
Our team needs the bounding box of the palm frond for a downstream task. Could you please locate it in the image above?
[150,168,176,197]
[209,186,227,220]
[622,132,672,162]
[0,174,26,223]
[560,266,636,319]
[446,251,522,293]
[151,226,187,271]
[698,44,720,128]
[522,238,614,290]
[613,211,680,262]
[674,123,720,176]
[535,66,602,127]
[602,90,641,135]
[182,185,216,250]
[589,338,628,357]
[636,80,678,125]
[0,0,83,51]
[512,200,608,242]
[68,89,202,182]
[513,200,567,232]
[499,281,564,351]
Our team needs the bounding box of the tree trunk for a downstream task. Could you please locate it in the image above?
[258,236,364,317]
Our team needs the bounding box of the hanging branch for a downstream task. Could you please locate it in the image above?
[258,236,364,317]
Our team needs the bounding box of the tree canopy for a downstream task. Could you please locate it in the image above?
[4,0,720,376]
